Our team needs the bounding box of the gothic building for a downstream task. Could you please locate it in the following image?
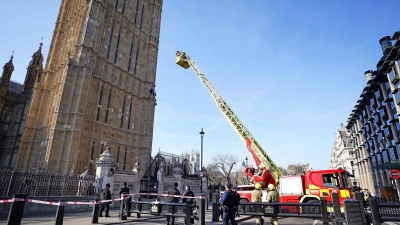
[0,0,163,175]
[0,44,43,169]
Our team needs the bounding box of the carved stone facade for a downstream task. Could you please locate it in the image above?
[0,44,44,169]
[0,0,163,174]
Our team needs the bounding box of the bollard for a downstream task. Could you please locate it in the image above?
[320,198,329,225]
[184,201,191,225]
[343,198,363,225]
[55,200,66,225]
[136,198,141,218]
[7,194,26,225]
[197,194,205,225]
[354,192,367,224]
[212,193,219,222]
[331,192,343,225]
[369,197,381,225]
[119,198,127,220]
[91,199,100,224]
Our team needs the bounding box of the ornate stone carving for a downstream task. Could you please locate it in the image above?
[95,147,118,167]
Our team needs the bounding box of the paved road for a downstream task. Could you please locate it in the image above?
[1,206,399,224]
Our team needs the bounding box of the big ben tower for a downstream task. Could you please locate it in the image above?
[15,0,163,174]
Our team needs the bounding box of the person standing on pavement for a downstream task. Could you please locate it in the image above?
[231,186,240,218]
[99,183,112,217]
[166,182,180,225]
[219,183,238,225]
[266,184,280,225]
[252,183,264,225]
[119,182,131,217]
[182,185,195,224]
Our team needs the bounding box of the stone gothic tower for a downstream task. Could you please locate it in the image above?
[15,0,163,174]
[0,43,44,169]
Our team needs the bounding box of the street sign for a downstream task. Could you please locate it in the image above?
[390,169,400,179]
[199,172,204,178]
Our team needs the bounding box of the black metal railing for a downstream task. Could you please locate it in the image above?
[130,200,194,224]
[238,201,326,219]
[0,169,100,197]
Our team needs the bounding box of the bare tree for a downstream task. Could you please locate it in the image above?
[278,166,288,176]
[205,162,224,185]
[211,153,238,184]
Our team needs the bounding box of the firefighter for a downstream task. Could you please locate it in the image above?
[252,183,264,225]
[266,184,279,225]
[250,164,265,183]
[363,189,371,206]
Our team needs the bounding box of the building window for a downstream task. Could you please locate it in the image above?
[120,96,126,128]
[134,46,139,75]
[117,146,120,163]
[96,85,104,121]
[123,148,127,170]
[127,99,132,130]
[106,27,114,60]
[114,33,121,64]
[91,142,95,160]
[122,0,126,14]
[133,0,140,24]
[128,42,133,72]
[115,0,119,9]
[139,4,145,29]
[105,89,112,123]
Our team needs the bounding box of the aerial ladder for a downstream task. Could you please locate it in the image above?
[175,51,282,187]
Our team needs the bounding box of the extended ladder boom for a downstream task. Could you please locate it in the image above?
[176,51,282,185]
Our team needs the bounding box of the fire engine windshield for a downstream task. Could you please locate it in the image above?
[340,172,352,188]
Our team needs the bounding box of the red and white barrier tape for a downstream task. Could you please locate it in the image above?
[129,192,200,199]
[0,193,205,205]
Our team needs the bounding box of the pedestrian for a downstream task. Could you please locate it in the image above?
[219,183,238,225]
[231,186,240,218]
[252,183,264,225]
[119,182,131,217]
[182,185,194,203]
[119,182,129,195]
[166,182,180,225]
[99,183,112,217]
[182,185,195,224]
[266,184,279,225]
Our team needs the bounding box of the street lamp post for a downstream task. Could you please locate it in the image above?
[200,128,205,193]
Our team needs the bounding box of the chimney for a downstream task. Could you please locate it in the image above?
[364,70,374,82]
[379,36,393,55]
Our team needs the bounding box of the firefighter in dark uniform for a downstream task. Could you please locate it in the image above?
[266,184,280,225]
[182,185,195,224]
[252,183,264,225]
[166,182,180,225]
[219,183,239,225]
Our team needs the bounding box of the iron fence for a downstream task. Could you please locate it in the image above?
[0,169,102,197]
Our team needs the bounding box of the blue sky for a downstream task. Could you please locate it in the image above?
[1,1,400,171]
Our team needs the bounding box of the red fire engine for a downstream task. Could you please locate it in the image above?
[176,51,353,205]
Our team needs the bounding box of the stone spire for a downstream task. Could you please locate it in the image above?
[22,42,44,93]
[1,55,14,85]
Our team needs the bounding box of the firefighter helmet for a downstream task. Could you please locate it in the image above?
[268,184,275,191]
[255,183,262,190]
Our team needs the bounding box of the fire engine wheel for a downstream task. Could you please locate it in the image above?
[302,199,321,214]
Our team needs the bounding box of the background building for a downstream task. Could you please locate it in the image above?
[329,123,358,186]
[0,0,163,175]
[346,30,400,199]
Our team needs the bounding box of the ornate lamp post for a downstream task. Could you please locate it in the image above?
[200,128,205,193]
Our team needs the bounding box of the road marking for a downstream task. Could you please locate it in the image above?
[313,220,319,225]
[384,222,399,225]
